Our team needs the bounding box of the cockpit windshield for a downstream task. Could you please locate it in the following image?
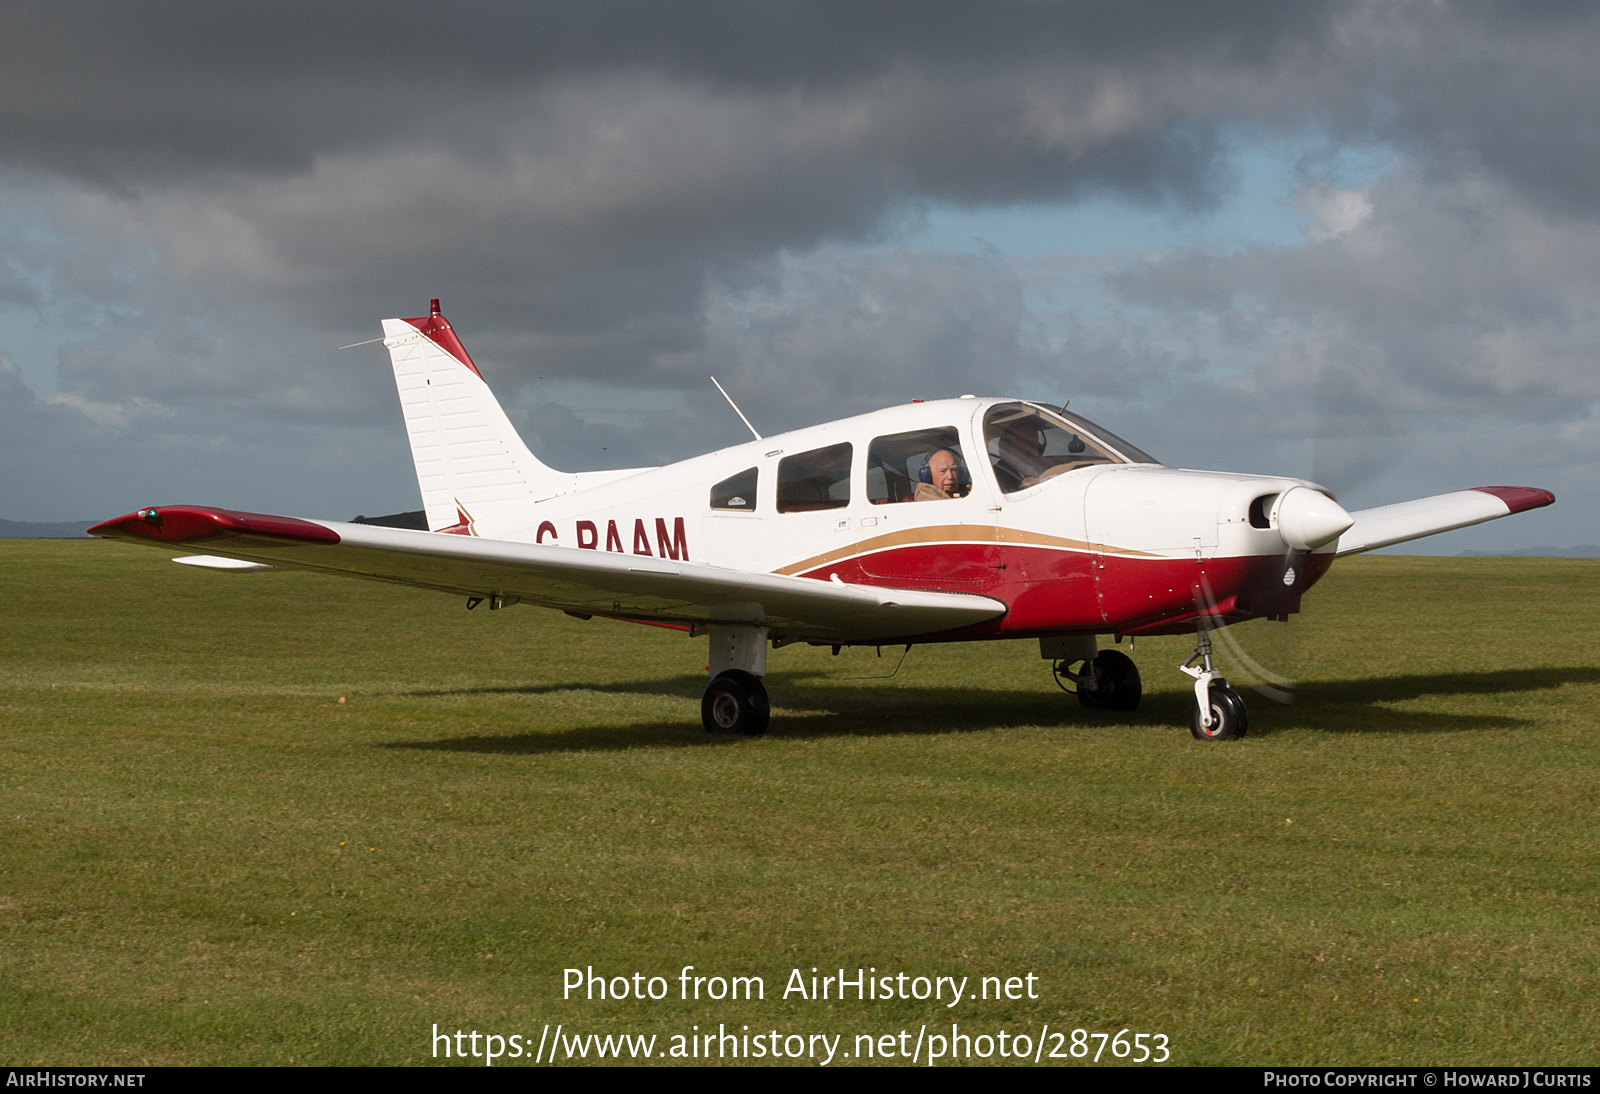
[1051,407,1159,466]
[983,402,1160,494]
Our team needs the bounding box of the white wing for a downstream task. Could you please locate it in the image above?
[91,506,1006,643]
[1336,486,1555,557]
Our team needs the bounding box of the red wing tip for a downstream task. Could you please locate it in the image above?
[1471,486,1556,513]
[89,506,340,545]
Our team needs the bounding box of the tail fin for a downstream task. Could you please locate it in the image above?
[381,300,575,533]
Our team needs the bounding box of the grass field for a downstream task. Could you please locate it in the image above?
[2,539,1598,1066]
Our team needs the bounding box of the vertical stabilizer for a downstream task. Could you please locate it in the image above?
[381,300,574,533]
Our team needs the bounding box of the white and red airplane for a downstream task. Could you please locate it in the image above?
[91,300,1555,740]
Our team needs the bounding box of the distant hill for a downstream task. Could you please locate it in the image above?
[0,519,94,538]
[1458,545,1600,558]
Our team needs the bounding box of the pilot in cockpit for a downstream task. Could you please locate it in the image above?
[914,448,969,501]
[991,420,1048,493]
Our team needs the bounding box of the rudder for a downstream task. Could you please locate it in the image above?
[381,300,575,533]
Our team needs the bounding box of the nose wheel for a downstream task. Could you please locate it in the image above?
[1180,627,1249,740]
[1190,681,1249,740]
[701,670,770,736]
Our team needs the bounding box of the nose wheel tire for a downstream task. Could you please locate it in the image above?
[1076,649,1142,712]
[701,670,770,736]
[1190,683,1248,740]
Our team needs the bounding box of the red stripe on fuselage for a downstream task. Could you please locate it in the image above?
[800,542,1333,638]
[1096,549,1333,635]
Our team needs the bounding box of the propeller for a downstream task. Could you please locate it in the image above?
[1202,357,1402,707]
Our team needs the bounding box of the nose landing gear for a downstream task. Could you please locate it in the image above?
[1180,627,1248,740]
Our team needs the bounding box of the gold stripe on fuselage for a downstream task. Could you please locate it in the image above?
[773,523,1159,576]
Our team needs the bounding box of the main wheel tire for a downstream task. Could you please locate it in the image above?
[1077,649,1143,712]
[701,670,770,736]
[1189,683,1249,740]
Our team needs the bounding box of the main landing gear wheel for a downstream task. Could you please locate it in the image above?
[1076,650,1143,713]
[701,670,770,736]
[1190,683,1249,741]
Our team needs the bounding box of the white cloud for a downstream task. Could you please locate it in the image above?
[42,391,171,429]
[1295,180,1372,241]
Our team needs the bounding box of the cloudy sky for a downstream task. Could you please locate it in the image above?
[2,0,1595,551]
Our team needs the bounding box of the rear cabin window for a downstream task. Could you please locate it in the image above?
[710,467,758,511]
[776,443,852,513]
[867,427,969,504]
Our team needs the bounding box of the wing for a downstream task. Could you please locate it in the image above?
[90,505,1006,642]
[1335,486,1555,557]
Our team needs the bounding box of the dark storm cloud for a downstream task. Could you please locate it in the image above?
[0,1,1334,189]
[1372,1,1600,218]
[697,247,1044,429]
[6,2,1599,321]
[10,0,1596,384]
[0,0,1351,360]
[7,2,1594,214]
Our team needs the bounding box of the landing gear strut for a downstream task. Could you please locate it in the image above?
[700,624,770,736]
[1044,637,1142,713]
[1180,627,1248,740]
[1072,650,1143,712]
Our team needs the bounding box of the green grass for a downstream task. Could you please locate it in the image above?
[2,540,1598,1066]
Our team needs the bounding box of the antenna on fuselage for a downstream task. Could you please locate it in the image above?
[710,375,762,440]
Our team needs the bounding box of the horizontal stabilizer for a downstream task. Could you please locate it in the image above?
[1336,486,1555,556]
[91,505,1007,643]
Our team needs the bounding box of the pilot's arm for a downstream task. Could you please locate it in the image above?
[990,457,1024,493]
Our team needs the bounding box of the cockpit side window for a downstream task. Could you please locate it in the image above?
[983,403,1129,494]
[710,467,758,511]
[776,443,852,513]
[867,427,968,504]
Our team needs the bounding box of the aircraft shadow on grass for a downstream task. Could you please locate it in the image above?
[387,665,1600,755]
[1282,666,1600,734]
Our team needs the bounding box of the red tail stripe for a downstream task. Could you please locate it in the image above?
[400,302,483,378]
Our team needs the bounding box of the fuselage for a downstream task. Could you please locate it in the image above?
[459,397,1334,640]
